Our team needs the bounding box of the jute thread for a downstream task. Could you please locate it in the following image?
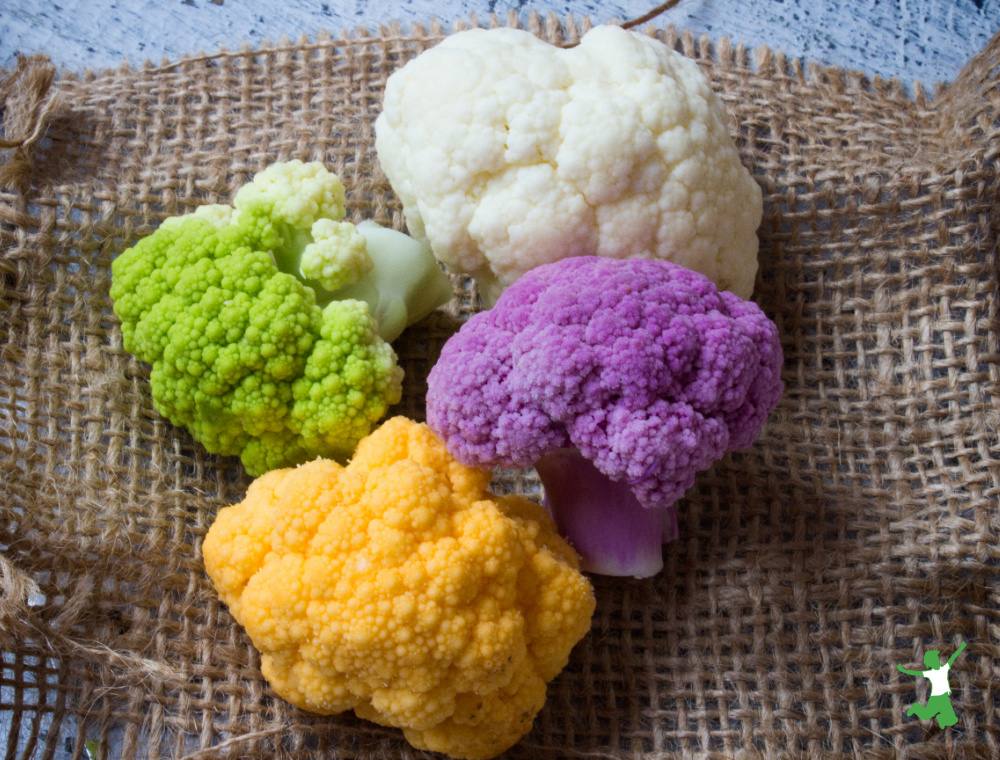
[0,54,63,193]
[2,11,1000,760]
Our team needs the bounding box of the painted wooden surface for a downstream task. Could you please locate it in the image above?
[2,0,999,90]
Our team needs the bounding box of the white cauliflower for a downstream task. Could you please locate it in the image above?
[375,25,763,305]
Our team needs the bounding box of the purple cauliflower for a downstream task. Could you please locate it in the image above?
[426,256,784,577]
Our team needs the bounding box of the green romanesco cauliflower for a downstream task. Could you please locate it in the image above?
[110,160,452,475]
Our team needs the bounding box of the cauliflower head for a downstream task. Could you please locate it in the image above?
[425,256,783,576]
[110,160,426,476]
[375,25,763,305]
[202,416,596,760]
[426,255,784,512]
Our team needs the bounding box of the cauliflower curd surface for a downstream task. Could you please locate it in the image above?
[375,25,763,305]
[202,416,596,760]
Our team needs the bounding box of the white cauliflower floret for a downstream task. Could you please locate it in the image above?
[375,25,763,305]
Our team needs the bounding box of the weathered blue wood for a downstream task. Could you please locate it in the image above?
[1,0,998,89]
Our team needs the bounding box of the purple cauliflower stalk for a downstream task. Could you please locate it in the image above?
[426,256,784,578]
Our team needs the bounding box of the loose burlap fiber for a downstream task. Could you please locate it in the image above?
[2,12,999,760]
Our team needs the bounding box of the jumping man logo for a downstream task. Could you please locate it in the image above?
[897,641,966,728]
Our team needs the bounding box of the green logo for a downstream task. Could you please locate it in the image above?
[897,641,966,728]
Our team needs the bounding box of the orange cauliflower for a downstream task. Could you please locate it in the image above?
[202,416,596,760]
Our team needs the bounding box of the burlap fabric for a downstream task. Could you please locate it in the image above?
[2,12,999,760]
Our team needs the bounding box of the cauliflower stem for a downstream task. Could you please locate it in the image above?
[536,447,679,578]
[335,221,456,344]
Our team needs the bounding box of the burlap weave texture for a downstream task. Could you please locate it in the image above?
[2,12,999,760]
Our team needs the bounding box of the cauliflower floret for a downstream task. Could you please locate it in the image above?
[202,417,596,760]
[375,25,763,305]
[232,159,347,249]
[299,218,374,292]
